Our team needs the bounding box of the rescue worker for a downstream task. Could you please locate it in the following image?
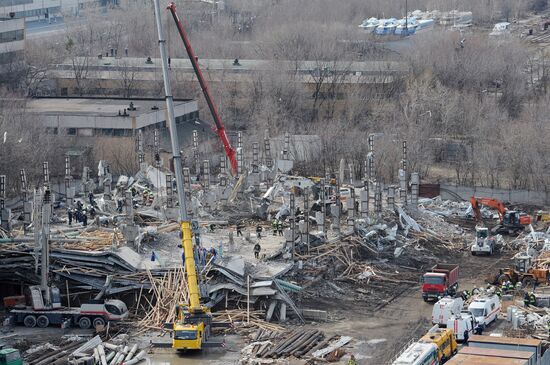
[254,242,261,259]
[256,225,263,239]
[277,220,284,236]
[523,292,531,307]
[347,355,357,365]
[88,192,94,206]
[463,330,469,345]
[495,286,502,297]
[67,209,73,226]
[130,186,137,197]
[272,220,278,236]
[82,211,88,227]
[515,281,523,292]
[89,206,96,219]
[209,223,216,232]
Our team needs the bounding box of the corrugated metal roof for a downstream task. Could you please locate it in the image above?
[460,346,534,359]
[469,335,541,347]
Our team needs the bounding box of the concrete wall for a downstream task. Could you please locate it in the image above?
[441,183,550,206]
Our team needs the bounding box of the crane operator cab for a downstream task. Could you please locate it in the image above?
[503,211,531,227]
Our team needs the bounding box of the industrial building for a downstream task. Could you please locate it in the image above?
[0,16,24,69]
[25,96,199,149]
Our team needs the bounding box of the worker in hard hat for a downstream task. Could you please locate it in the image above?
[348,354,357,365]
[272,219,278,236]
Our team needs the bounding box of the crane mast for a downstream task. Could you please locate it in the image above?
[153,0,211,350]
[167,2,238,175]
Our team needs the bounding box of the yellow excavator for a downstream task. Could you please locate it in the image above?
[153,0,226,350]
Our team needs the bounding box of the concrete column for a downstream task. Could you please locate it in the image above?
[368,133,375,181]
[0,175,9,231]
[304,187,310,253]
[387,186,395,211]
[165,173,174,208]
[193,130,199,175]
[282,132,290,160]
[252,142,259,173]
[237,148,244,177]
[219,156,227,187]
[347,187,355,228]
[264,131,273,169]
[183,167,193,218]
[203,160,210,191]
[332,178,341,238]
[137,130,145,164]
[82,166,90,194]
[43,162,50,186]
[374,182,382,217]
[153,128,161,168]
[411,172,419,207]
[64,156,74,207]
[237,131,243,149]
[289,193,296,260]
[401,140,407,172]
[20,169,32,228]
[317,178,325,234]
[125,190,134,218]
[399,169,407,205]
[360,183,369,219]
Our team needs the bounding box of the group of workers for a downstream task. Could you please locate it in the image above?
[67,199,96,227]
[142,188,154,206]
[271,219,285,236]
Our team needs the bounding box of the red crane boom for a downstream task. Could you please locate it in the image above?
[167,2,238,175]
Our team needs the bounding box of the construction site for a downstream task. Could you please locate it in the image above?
[1,0,550,364]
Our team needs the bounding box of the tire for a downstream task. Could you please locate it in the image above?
[78,316,91,329]
[93,317,106,328]
[36,315,49,328]
[23,315,36,328]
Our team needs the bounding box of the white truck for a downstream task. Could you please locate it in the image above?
[10,286,129,329]
[431,296,463,327]
[468,294,501,333]
[471,227,497,256]
[447,311,475,342]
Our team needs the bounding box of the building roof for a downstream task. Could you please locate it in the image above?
[54,56,409,75]
[469,335,541,347]
[460,346,534,359]
[25,97,192,117]
[446,354,527,365]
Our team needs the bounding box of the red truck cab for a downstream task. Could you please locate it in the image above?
[422,264,459,302]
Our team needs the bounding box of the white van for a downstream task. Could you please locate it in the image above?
[447,311,475,342]
[468,295,501,330]
[432,296,463,327]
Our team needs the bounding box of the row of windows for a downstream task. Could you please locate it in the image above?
[0,0,32,6]
[0,29,23,44]
[0,50,21,65]
[7,6,60,19]
[48,127,134,137]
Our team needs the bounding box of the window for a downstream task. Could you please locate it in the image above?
[174,330,197,340]
[67,128,77,135]
[491,303,495,310]
[45,127,58,135]
[470,308,484,317]
[105,304,121,315]
[61,88,68,96]
[423,276,445,285]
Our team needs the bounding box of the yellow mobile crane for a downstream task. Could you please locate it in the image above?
[152,0,224,350]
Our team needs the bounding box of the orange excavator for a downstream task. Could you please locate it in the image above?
[469,197,531,235]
